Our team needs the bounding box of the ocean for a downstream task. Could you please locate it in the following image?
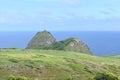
[0,31,120,56]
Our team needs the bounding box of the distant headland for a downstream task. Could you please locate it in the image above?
[26,30,92,55]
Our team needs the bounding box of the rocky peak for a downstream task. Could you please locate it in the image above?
[63,38,92,54]
[26,30,56,49]
[26,31,92,55]
[49,38,92,55]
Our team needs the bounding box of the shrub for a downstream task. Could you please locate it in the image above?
[64,77,73,80]
[8,75,16,80]
[16,76,27,80]
[93,72,119,80]
[8,75,30,80]
[9,59,18,63]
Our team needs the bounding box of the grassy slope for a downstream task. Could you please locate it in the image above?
[0,49,120,80]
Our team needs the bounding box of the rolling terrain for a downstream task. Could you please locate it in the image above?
[0,49,120,80]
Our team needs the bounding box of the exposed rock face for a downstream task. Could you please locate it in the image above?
[50,38,92,55]
[26,30,56,49]
[26,31,92,55]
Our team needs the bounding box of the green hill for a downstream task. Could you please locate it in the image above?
[26,31,92,55]
[0,49,120,80]
[26,30,56,49]
[49,38,92,55]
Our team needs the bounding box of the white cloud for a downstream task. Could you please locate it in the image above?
[30,0,58,2]
[0,12,47,26]
[62,0,75,5]
[0,13,27,24]
[61,0,80,7]
[31,0,80,7]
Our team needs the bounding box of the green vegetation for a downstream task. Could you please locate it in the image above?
[92,72,120,80]
[27,31,92,55]
[26,30,56,49]
[8,75,30,80]
[0,49,120,80]
[49,38,92,54]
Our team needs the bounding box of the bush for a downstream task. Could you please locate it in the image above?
[64,77,73,80]
[8,75,30,80]
[93,72,119,80]
[8,75,16,80]
[16,76,27,80]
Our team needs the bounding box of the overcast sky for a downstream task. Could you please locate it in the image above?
[0,0,120,31]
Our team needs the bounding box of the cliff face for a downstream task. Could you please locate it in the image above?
[49,38,92,55]
[63,38,92,54]
[26,30,56,49]
[26,31,92,55]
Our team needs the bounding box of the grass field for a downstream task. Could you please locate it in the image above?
[0,49,120,80]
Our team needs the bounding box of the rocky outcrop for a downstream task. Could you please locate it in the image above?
[26,30,92,55]
[49,38,92,55]
[26,30,56,49]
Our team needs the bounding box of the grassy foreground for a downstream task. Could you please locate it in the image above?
[0,49,120,80]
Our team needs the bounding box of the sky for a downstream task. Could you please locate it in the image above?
[0,0,120,31]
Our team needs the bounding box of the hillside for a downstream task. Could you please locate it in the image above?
[0,49,120,80]
[26,30,56,49]
[49,38,92,55]
[26,31,92,55]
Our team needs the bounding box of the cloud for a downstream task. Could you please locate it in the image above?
[30,0,58,2]
[62,0,75,6]
[32,0,80,6]
[100,11,110,15]
[61,0,80,7]
[0,12,49,26]
[0,13,28,24]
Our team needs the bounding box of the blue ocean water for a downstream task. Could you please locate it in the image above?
[0,31,120,56]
